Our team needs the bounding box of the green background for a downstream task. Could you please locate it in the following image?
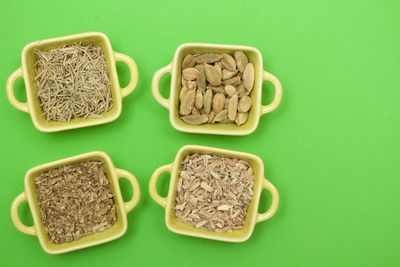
[1,0,399,266]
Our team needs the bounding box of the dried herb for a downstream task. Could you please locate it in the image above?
[175,153,255,232]
[35,160,117,244]
[34,43,113,122]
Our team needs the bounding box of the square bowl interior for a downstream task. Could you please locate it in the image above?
[169,44,263,135]
[24,152,127,254]
[21,33,122,132]
[165,145,264,242]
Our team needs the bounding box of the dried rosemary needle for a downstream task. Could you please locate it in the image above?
[34,43,113,122]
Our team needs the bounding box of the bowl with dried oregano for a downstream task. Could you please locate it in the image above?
[149,145,279,242]
[152,43,283,135]
[6,32,138,132]
[10,151,140,254]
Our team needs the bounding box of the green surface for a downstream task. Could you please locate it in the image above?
[0,0,399,266]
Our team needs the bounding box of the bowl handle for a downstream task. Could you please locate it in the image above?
[261,70,282,115]
[256,179,280,223]
[114,52,139,98]
[115,168,141,213]
[11,192,36,236]
[151,64,172,109]
[6,68,29,113]
[149,164,172,208]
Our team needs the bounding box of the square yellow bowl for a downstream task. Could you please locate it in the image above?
[149,145,279,242]
[10,151,140,254]
[151,43,283,135]
[6,32,138,132]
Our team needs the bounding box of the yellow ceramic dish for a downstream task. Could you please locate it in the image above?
[10,151,140,254]
[6,32,138,132]
[149,145,279,242]
[152,43,282,135]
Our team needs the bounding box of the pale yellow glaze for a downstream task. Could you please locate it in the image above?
[152,43,282,135]
[149,145,279,242]
[6,32,138,132]
[10,151,140,254]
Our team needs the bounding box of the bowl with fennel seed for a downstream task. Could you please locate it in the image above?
[6,32,138,132]
[149,145,279,242]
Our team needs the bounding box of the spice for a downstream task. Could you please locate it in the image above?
[34,43,113,122]
[35,160,117,244]
[175,153,255,232]
[179,51,254,126]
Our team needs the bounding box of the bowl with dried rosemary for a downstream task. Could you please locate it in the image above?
[152,43,282,135]
[149,145,279,242]
[6,32,138,132]
[11,151,140,254]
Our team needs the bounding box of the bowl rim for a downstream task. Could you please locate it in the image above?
[23,151,128,254]
[20,32,122,132]
[167,43,264,136]
[164,144,265,242]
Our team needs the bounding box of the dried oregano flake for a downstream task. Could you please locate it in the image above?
[34,43,113,122]
[35,160,117,244]
[174,153,255,232]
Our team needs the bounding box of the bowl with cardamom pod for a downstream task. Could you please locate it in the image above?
[6,32,138,132]
[10,151,140,254]
[149,144,279,242]
[152,43,282,135]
